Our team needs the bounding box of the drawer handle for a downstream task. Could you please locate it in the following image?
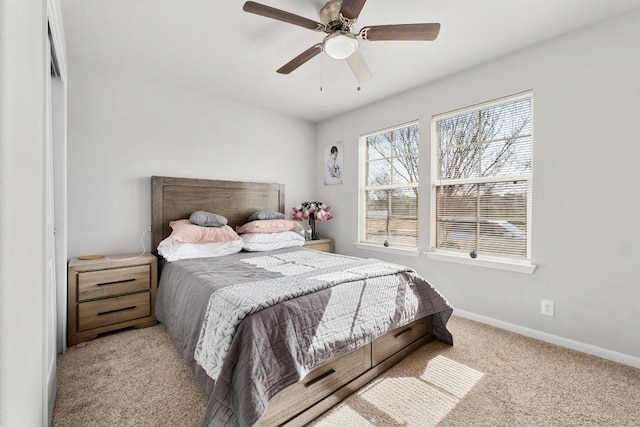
[98,305,136,316]
[394,327,413,339]
[97,278,136,286]
[304,369,335,387]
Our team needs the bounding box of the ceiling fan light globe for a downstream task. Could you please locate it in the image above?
[323,32,358,60]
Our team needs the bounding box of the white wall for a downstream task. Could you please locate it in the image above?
[0,0,46,425]
[67,58,317,258]
[316,11,640,362]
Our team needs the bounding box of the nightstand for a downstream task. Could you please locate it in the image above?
[303,238,334,253]
[67,253,158,346]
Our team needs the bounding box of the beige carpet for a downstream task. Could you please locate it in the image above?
[53,316,640,426]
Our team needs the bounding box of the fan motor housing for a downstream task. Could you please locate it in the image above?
[320,0,344,31]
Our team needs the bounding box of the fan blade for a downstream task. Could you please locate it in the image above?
[345,50,372,83]
[360,23,441,41]
[277,44,323,74]
[340,0,368,20]
[243,1,323,31]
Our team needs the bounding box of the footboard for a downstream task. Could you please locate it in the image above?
[257,316,433,426]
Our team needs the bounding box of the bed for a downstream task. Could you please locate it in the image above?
[151,176,454,427]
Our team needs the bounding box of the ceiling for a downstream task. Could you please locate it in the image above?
[60,0,640,123]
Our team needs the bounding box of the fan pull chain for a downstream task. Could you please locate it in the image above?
[320,55,323,92]
[357,58,361,91]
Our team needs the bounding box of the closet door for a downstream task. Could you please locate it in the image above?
[45,2,68,423]
[44,27,58,426]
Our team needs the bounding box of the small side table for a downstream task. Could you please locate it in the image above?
[67,253,157,346]
[303,238,334,253]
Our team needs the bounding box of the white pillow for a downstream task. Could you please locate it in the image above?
[158,237,244,262]
[241,231,305,252]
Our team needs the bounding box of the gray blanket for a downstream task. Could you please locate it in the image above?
[156,248,453,427]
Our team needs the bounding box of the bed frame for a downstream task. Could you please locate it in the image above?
[150,176,435,426]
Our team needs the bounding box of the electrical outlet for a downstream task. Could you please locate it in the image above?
[541,299,554,317]
[147,225,152,232]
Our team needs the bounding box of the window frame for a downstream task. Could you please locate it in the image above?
[358,120,420,251]
[428,92,536,273]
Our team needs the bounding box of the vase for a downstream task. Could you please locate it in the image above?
[309,215,318,240]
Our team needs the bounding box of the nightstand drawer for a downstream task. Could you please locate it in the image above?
[79,292,150,331]
[78,265,150,301]
[372,317,431,365]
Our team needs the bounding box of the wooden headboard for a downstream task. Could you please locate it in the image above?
[151,176,285,254]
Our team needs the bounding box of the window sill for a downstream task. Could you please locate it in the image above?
[424,251,537,274]
[353,243,420,257]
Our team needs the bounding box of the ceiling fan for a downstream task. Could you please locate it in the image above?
[242,0,440,83]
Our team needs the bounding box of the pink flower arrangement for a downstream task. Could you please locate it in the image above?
[291,201,333,222]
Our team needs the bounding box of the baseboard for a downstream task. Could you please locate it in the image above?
[453,309,640,369]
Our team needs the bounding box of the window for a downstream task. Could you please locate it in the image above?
[360,122,419,248]
[432,93,532,261]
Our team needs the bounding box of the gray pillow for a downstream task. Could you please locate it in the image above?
[189,211,228,227]
[247,210,285,221]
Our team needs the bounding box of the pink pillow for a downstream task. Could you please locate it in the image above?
[235,219,302,234]
[168,219,241,243]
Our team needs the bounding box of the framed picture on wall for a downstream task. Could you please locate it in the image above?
[324,142,343,185]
